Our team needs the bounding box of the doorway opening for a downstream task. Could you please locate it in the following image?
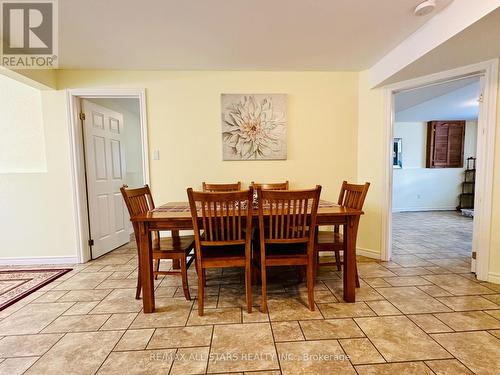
[67,89,150,263]
[391,76,480,272]
[381,59,498,282]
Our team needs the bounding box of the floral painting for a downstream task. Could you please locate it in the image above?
[221,94,287,160]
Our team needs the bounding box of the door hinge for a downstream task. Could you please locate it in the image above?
[88,239,94,247]
[472,251,476,260]
[477,93,484,103]
[79,112,86,120]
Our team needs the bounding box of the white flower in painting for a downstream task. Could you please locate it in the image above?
[222,96,285,159]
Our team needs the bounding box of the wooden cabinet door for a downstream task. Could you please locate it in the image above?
[426,121,465,168]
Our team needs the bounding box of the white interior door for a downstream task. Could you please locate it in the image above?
[81,99,129,258]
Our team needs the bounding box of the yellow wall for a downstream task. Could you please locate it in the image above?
[57,71,359,205]
[356,71,385,257]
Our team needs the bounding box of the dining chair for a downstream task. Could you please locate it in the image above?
[315,181,370,287]
[187,187,254,316]
[250,181,289,190]
[255,186,322,312]
[120,185,195,300]
[202,181,241,192]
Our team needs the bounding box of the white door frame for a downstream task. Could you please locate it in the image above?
[381,59,498,282]
[66,88,150,263]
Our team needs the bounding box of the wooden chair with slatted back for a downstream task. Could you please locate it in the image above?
[250,181,289,190]
[202,182,241,192]
[255,186,322,312]
[120,185,195,300]
[315,181,370,287]
[187,188,254,316]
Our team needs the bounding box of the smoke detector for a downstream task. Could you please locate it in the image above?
[414,0,436,16]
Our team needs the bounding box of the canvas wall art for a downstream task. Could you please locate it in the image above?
[221,94,287,160]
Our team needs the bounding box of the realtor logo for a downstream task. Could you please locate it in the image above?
[1,0,58,68]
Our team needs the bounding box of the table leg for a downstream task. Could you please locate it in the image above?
[343,218,356,302]
[139,222,155,313]
[171,230,181,269]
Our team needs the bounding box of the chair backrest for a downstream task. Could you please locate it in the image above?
[251,181,289,190]
[202,182,241,192]
[120,184,156,243]
[337,181,370,210]
[258,186,322,247]
[187,188,253,248]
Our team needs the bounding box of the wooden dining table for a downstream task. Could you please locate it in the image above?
[131,201,363,313]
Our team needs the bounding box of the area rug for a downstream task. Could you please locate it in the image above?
[0,269,72,310]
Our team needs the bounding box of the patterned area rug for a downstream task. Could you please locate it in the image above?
[0,269,72,310]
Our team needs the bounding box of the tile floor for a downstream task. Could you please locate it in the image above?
[0,211,499,374]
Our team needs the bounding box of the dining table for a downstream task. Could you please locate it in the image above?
[131,200,363,313]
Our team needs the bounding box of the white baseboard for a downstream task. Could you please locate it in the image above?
[488,272,500,285]
[392,206,457,212]
[0,256,79,266]
[357,247,381,260]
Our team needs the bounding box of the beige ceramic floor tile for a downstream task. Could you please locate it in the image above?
[375,286,432,300]
[354,316,452,361]
[267,297,323,321]
[437,296,499,311]
[299,318,364,340]
[271,321,304,342]
[91,289,144,314]
[434,311,500,331]
[62,301,99,315]
[0,333,62,357]
[339,338,385,365]
[97,349,175,375]
[243,308,269,323]
[483,294,500,304]
[32,290,68,303]
[355,361,433,375]
[131,298,193,328]
[170,346,210,375]
[57,289,112,302]
[148,326,213,349]
[432,331,500,375]
[53,272,112,290]
[408,314,453,333]
[25,331,122,375]
[100,313,137,330]
[365,301,401,316]
[485,309,500,320]
[417,285,454,297]
[317,302,376,319]
[425,359,474,374]
[277,340,356,375]
[208,323,278,373]
[422,274,495,295]
[0,302,73,335]
[489,329,500,339]
[389,297,452,314]
[383,276,432,287]
[0,357,39,375]
[114,329,154,351]
[41,314,110,333]
[187,307,242,326]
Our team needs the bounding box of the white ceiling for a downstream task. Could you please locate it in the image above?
[58,0,453,70]
[384,7,500,84]
[395,78,480,122]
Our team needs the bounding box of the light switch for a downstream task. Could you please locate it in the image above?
[153,149,160,160]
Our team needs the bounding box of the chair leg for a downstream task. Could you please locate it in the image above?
[334,249,342,271]
[355,262,360,288]
[154,259,160,280]
[197,266,205,316]
[135,249,141,300]
[245,262,252,314]
[260,259,268,313]
[202,269,207,287]
[307,261,315,311]
[180,257,191,301]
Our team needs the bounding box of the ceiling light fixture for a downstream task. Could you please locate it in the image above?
[414,0,436,16]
